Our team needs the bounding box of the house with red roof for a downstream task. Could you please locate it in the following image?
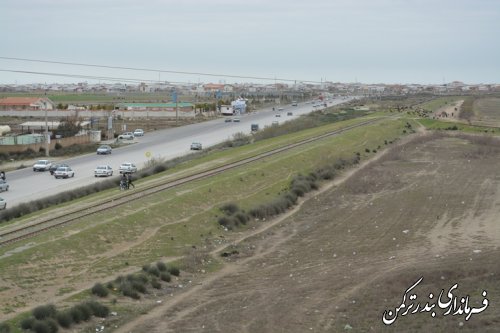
[0,97,55,111]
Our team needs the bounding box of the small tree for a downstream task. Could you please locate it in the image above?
[55,117,81,137]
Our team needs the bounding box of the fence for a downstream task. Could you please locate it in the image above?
[0,134,91,154]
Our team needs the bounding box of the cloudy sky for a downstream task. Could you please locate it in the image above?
[1,0,498,85]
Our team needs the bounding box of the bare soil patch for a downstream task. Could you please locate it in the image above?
[118,133,500,332]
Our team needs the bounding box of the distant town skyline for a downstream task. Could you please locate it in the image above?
[1,0,499,85]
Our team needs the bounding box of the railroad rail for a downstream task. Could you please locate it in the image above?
[0,117,386,246]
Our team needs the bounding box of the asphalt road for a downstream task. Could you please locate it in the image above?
[1,97,352,209]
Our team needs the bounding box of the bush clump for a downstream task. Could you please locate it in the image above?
[168,266,180,277]
[220,202,239,215]
[74,304,92,321]
[55,311,73,328]
[31,320,52,333]
[0,322,10,333]
[147,266,160,277]
[20,317,35,330]
[69,306,84,323]
[160,272,171,282]
[156,261,167,272]
[33,304,57,320]
[91,282,109,297]
[151,277,162,289]
[84,301,110,318]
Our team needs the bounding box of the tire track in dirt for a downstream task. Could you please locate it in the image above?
[115,132,431,332]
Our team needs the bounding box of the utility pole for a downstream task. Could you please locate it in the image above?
[44,94,50,157]
[176,93,179,126]
[172,89,179,126]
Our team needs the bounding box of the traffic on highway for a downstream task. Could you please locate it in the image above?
[1,97,352,209]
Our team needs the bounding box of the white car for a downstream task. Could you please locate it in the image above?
[54,166,75,179]
[33,159,52,172]
[94,165,113,177]
[0,197,6,210]
[118,132,134,140]
[119,162,137,174]
[96,145,112,155]
[133,129,145,137]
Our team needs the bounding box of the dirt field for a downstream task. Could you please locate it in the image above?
[117,132,500,332]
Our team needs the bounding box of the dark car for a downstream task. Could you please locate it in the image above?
[49,163,69,175]
[190,142,202,150]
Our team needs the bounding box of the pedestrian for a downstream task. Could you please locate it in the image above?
[0,171,5,181]
[126,172,135,189]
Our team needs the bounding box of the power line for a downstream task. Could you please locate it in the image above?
[0,69,195,85]
[0,56,321,84]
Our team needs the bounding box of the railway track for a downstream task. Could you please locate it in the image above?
[0,117,387,247]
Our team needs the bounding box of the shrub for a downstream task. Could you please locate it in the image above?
[234,212,249,225]
[74,304,92,321]
[168,266,180,276]
[132,281,147,293]
[44,318,58,333]
[142,264,150,272]
[54,142,62,150]
[151,277,162,289]
[91,283,109,297]
[291,185,306,197]
[33,304,57,320]
[148,266,160,277]
[56,311,73,328]
[156,261,167,272]
[120,282,140,299]
[284,192,298,205]
[153,164,167,173]
[134,273,149,284]
[220,203,239,215]
[69,307,83,323]
[31,320,51,333]
[20,317,35,330]
[218,216,231,227]
[0,323,10,333]
[84,301,109,318]
[160,272,171,282]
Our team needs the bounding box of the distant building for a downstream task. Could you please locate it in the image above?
[115,102,194,112]
[0,97,54,111]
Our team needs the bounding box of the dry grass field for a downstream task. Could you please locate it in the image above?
[118,132,500,333]
[473,98,500,127]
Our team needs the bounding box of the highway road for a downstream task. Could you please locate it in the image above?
[1,97,353,209]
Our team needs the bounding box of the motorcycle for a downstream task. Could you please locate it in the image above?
[119,179,129,190]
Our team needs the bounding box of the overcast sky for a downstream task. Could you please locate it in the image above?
[1,0,498,85]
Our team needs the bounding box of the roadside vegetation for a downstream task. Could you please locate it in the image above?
[0,113,406,326]
[0,104,371,223]
[1,95,451,328]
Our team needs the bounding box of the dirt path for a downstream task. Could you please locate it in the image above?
[115,132,500,333]
[434,99,464,121]
[116,132,433,332]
